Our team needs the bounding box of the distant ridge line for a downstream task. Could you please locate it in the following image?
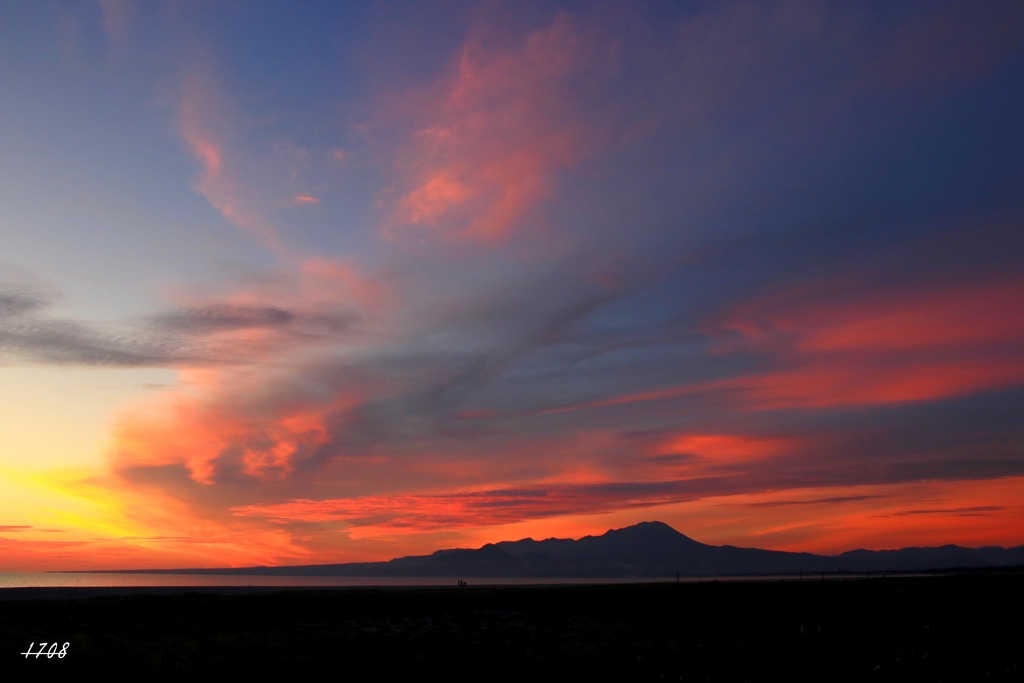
[77,521,1024,578]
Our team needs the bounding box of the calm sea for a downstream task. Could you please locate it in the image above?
[0,573,676,589]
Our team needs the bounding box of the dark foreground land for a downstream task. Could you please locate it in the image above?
[2,573,1021,680]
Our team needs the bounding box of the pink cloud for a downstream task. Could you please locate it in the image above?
[383,13,606,242]
[179,70,276,244]
[98,0,133,44]
[178,67,322,255]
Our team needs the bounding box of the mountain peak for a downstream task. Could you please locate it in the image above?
[600,521,701,545]
[611,520,683,534]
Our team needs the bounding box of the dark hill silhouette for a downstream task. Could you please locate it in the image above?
[111,521,1024,577]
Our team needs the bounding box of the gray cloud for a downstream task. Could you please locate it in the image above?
[737,495,887,509]
[0,317,175,366]
[0,290,47,317]
[0,275,338,368]
[0,274,175,366]
[882,506,1004,517]
[152,305,295,334]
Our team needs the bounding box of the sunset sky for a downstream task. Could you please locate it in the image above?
[2,0,1023,571]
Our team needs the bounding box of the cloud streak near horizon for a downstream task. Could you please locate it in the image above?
[1,0,1023,570]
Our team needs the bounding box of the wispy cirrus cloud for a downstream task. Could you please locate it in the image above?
[176,63,328,254]
[380,12,616,242]
[178,67,279,248]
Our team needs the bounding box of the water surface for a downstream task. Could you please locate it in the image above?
[0,573,676,589]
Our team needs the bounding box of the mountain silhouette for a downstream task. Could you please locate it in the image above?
[115,521,1024,577]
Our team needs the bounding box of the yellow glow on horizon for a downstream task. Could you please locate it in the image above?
[0,366,176,468]
[0,365,182,570]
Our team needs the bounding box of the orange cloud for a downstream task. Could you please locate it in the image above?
[231,484,675,537]
[294,195,319,204]
[111,389,332,483]
[109,283,381,482]
[752,279,1024,353]
[230,466,1024,552]
[734,476,1024,554]
[709,357,1024,410]
[230,437,748,536]
[707,278,1024,409]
